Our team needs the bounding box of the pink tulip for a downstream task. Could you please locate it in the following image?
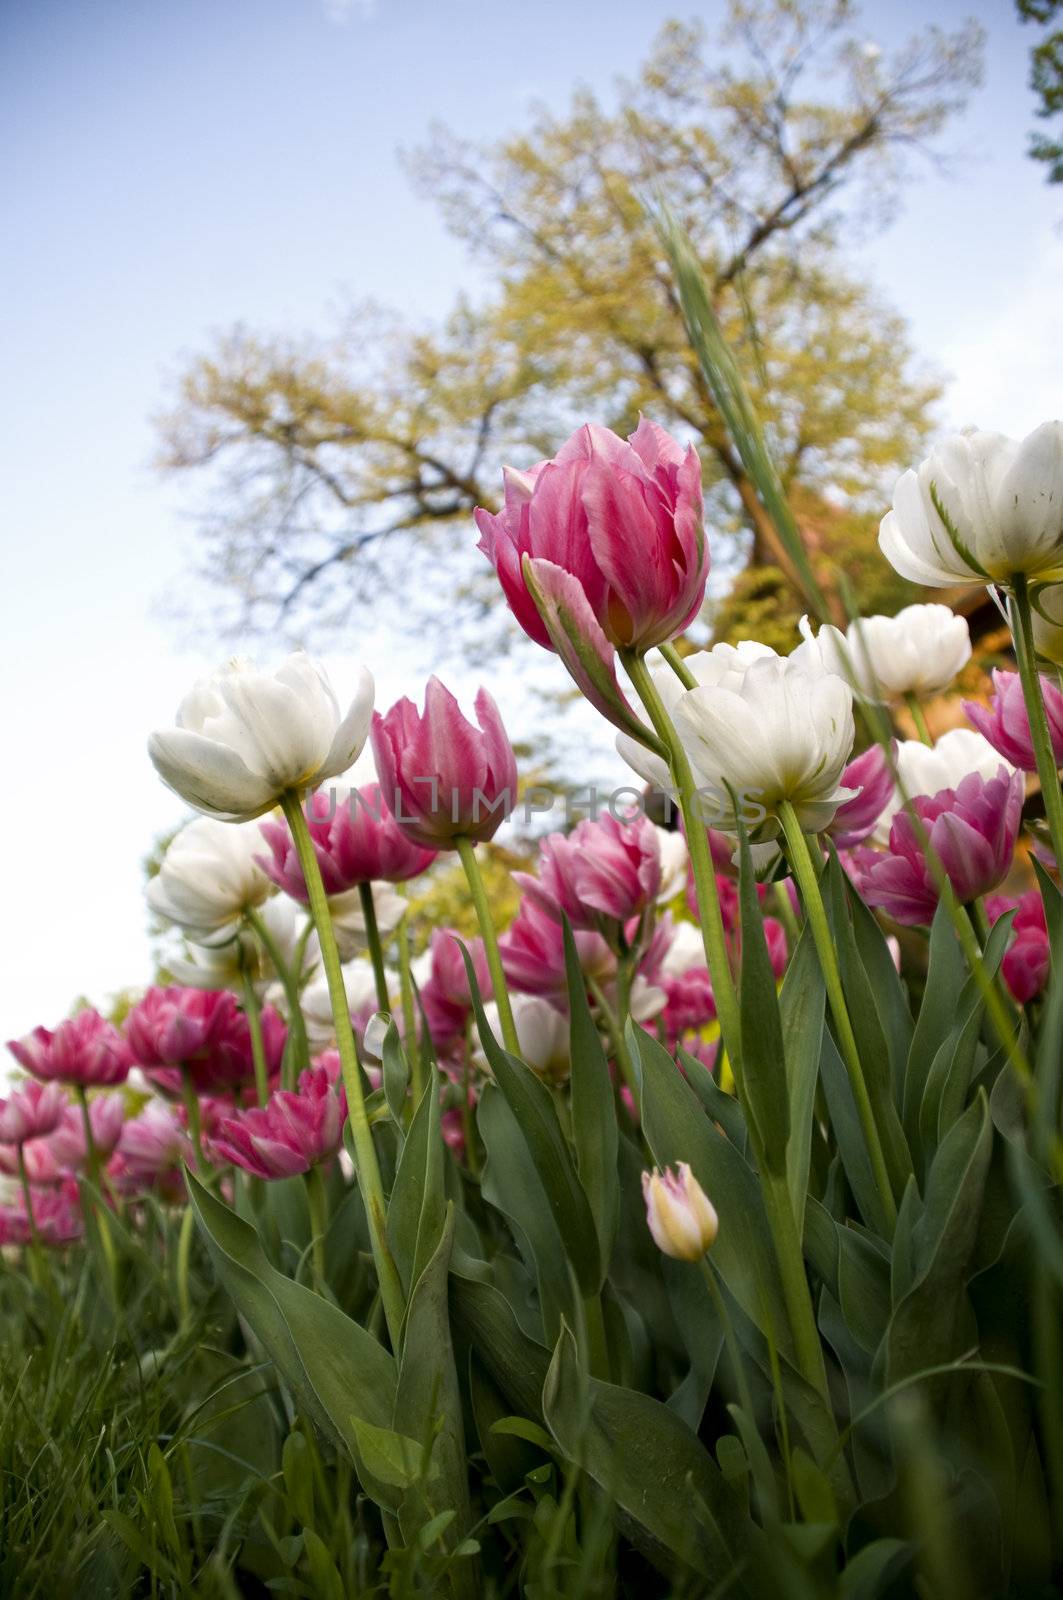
[0,1138,66,1185]
[0,1080,66,1144]
[257,781,437,899]
[116,1101,194,1184]
[858,768,1024,926]
[500,897,615,1001]
[986,889,1051,1004]
[419,929,492,1054]
[125,987,238,1069]
[829,744,896,848]
[515,812,663,931]
[212,1066,345,1179]
[371,678,518,848]
[8,1010,131,1087]
[138,1000,287,1096]
[0,1178,83,1247]
[475,419,707,655]
[964,669,1063,773]
[47,1094,127,1167]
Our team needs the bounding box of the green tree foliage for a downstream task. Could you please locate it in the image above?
[157,2,983,643]
[1018,0,1063,181]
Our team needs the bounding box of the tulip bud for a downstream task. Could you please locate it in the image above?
[641,1162,719,1262]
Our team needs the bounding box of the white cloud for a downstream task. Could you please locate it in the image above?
[941,229,1063,437]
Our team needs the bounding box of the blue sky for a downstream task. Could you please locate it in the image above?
[1,0,1059,1039]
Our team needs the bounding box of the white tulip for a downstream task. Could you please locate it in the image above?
[148,652,374,821]
[879,422,1063,587]
[170,898,315,991]
[328,884,406,962]
[796,604,972,702]
[661,919,708,978]
[870,728,1018,846]
[653,826,689,903]
[616,642,777,791]
[301,958,379,1051]
[478,995,570,1083]
[1033,583,1063,666]
[148,816,272,943]
[670,653,856,836]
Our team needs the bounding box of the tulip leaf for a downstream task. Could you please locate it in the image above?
[625,1020,793,1363]
[476,1083,579,1343]
[903,901,967,1150]
[736,819,789,1173]
[563,917,619,1286]
[463,949,601,1295]
[380,1016,410,1130]
[387,1067,446,1300]
[819,1029,892,1237]
[779,916,826,1232]
[542,1323,758,1584]
[918,914,1011,1160]
[679,1045,750,1156]
[185,1170,398,1502]
[449,1254,553,1425]
[393,1205,478,1596]
[883,1093,993,1386]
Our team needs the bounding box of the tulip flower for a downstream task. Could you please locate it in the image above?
[300,959,379,1051]
[878,422,1063,588]
[964,669,1063,773]
[642,1163,719,1261]
[0,1137,67,1185]
[1033,584,1063,665]
[829,744,896,849]
[0,1079,66,1144]
[869,729,1017,847]
[147,817,273,943]
[124,986,237,1069]
[796,605,972,702]
[115,1102,194,1185]
[212,1066,345,1179]
[416,929,492,1055]
[476,995,571,1084]
[371,678,518,848]
[987,890,1051,1005]
[657,921,717,1036]
[654,827,689,903]
[257,781,437,898]
[8,1010,131,1088]
[513,812,662,930]
[148,652,375,821]
[46,1094,126,1168]
[0,1180,83,1247]
[139,1001,286,1095]
[858,768,1024,926]
[475,418,708,655]
[616,641,779,792]
[669,652,857,835]
[500,897,615,1002]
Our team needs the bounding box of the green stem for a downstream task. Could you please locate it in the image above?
[772,880,801,947]
[74,1085,99,1187]
[358,881,391,1013]
[699,1257,756,1423]
[623,649,742,1075]
[454,835,520,1056]
[180,1066,205,1172]
[246,904,309,1088]
[904,692,933,747]
[1011,575,1063,871]
[760,1167,832,1409]
[241,967,270,1107]
[18,1146,39,1248]
[778,801,898,1231]
[304,1162,328,1288]
[176,1202,195,1325]
[281,792,405,1348]
[397,908,422,1108]
[659,640,697,690]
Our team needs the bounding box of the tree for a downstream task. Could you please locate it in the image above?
[157,2,984,645]
[1018,0,1063,181]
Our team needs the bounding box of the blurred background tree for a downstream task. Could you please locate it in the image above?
[1018,0,1063,181]
[157,0,983,651]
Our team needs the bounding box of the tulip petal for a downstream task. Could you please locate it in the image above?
[147,729,278,819]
